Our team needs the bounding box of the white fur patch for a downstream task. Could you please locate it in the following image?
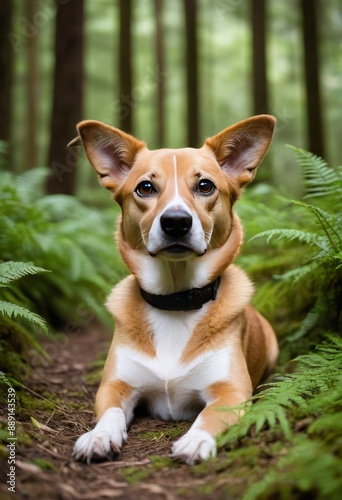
[73,408,127,464]
[114,306,232,421]
[171,428,217,464]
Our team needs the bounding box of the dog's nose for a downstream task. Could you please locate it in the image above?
[160,209,193,238]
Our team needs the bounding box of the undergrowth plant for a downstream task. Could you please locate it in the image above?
[236,146,342,356]
[220,147,342,498]
[0,164,125,383]
[0,261,49,381]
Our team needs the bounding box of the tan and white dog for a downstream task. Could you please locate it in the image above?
[72,115,278,465]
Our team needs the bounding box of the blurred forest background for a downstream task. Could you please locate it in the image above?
[0,1,341,498]
[1,0,341,197]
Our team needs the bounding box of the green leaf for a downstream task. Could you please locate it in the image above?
[0,261,49,287]
[0,300,48,333]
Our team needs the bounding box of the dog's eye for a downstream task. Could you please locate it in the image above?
[198,179,216,195]
[135,181,156,197]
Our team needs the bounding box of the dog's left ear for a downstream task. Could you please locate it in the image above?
[205,115,276,187]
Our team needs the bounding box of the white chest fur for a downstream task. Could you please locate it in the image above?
[115,305,231,420]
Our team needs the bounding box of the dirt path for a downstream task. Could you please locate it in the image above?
[0,325,249,499]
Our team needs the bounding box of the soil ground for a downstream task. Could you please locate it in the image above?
[0,325,269,500]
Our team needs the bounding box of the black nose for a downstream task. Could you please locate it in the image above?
[160,209,193,238]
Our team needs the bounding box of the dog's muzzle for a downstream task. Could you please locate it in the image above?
[146,207,208,258]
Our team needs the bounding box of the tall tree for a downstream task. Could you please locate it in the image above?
[119,0,133,134]
[154,0,165,148]
[0,0,12,163]
[250,0,272,183]
[300,0,325,159]
[251,0,269,115]
[184,0,199,147]
[26,0,39,169]
[46,0,84,195]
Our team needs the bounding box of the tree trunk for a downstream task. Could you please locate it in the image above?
[26,0,39,169]
[250,0,272,183]
[154,0,165,148]
[46,0,84,195]
[184,0,199,147]
[300,0,325,159]
[251,0,269,115]
[118,0,133,134]
[0,0,12,165]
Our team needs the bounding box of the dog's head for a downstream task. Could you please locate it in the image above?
[72,115,275,283]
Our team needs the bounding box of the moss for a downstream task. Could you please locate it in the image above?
[197,483,216,495]
[31,458,57,471]
[138,430,166,442]
[15,390,55,420]
[175,487,191,496]
[0,444,8,459]
[149,455,176,469]
[138,423,190,443]
[121,466,150,485]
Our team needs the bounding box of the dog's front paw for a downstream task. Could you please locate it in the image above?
[73,408,128,464]
[171,429,217,465]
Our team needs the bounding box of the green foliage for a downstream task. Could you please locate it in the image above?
[0,167,123,325]
[221,148,342,498]
[237,146,342,352]
[0,261,48,333]
[0,166,125,382]
[0,261,50,379]
[121,466,150,484]
[218,336,342,499]
[221,335,342,444]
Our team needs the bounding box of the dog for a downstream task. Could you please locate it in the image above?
[71,114,278,465]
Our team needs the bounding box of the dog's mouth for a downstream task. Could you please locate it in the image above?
[164,244,191,254]
[149,244,206,259]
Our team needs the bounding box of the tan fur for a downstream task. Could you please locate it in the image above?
[95,380,132,419]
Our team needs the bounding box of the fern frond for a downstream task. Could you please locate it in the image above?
[287,303,321,341]
[0,261,49,287]
[287,145,342,201]
[243,438,342,500]
[291,200,342,250]
[221,335,342,447]
[275,259,323,285]
[0,300,48,333]
[250,228,319,246]
[14,167,49,202]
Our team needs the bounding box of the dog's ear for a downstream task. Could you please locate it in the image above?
[205,115,276,187]
[69,120,145,191]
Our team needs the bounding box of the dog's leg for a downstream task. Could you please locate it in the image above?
[73,380,135,463]
[172,378,252,464]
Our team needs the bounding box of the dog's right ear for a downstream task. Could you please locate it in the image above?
[205,115,276,188]
[68,120,145,191]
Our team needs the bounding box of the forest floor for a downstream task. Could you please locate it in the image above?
[0,324,275,500]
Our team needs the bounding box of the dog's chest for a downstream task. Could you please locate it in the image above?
[115,306,232,420]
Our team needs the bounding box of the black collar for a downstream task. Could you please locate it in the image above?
[140,276,221,311]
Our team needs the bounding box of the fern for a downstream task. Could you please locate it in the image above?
[0,168,120,327]
[221,336,342,444]
[287,145,342,202]
[220,148,342,498]
[244,148,342,344]
[0,166,124,382]
[243,437,342,500]
[0,301,48,333]
[0,261,48,286]
[250,228,319,246]
[220,336,342,498]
